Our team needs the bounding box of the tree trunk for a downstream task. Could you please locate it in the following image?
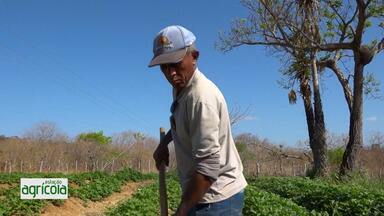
[340,57,364,175]
[310,55,328,176]
[300,76,315,150]
[300,57,328,177]
[300,74,321,176]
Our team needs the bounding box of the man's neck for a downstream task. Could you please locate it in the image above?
[174,67,197,97]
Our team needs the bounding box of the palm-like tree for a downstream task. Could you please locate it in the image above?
[297,0,328,176]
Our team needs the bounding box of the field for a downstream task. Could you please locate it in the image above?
[0,168,155,216]
[0,170,383,216]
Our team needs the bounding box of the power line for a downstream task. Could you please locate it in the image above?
[0,41,152,131]
[0,28,153,130]
[0,0,156,133]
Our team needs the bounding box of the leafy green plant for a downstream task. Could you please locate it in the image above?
[70,168,153,202]
[0,186,45,216]
[327,147,344,165]
[0,168,154,215]
[106,178,181,216]
[244,185,326,216]
[251,177,384,215]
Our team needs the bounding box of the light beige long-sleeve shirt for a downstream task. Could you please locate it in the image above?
[170,68,247,203]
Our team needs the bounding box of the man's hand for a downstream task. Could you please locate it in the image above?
[153,143,169,170]
[174,172,213,216]
[153,129,173,170]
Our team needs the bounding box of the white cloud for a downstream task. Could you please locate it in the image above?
[366,116,378,122]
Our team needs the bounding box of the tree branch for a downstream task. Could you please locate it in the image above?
[284,18,321,47]
[354,0,366,47]
[377,38,384,54]
[260,0,293,48]
[330,4,348,26]
[257,144,312,162]
[365,0,373,9]
[317,42,353,51]
[327,60,353,112]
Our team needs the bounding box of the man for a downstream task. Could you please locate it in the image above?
[149,25,247,216]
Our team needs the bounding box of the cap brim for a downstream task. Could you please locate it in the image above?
[148,48,187,67]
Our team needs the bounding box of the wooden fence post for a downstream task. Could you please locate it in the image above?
[280,159,283,175]
[292,162,295,176]
[75,161,78,173]
[256,162,260,176]
[304,163,307,175]
[111,160,115,173]
[39,160,44,173]
[9,161,12,173]
[149,160,151,173]
[273,162,277,175]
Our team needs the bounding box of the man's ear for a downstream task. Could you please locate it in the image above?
[192,51,200,60]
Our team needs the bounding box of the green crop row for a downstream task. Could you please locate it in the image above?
[107,174,325,216]
[106,177,181,216]
[70,168,155,202]
[0,185,46,216]
[0,168,155,216]
[2,172,382,216]
[250,177,384,216]
[244,185,326,216]
[0,172,67,216]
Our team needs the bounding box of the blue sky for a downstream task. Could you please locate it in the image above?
[0,0,382,146]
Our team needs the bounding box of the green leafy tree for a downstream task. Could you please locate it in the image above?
[217,0,329,176]
[217,0,384,176]
[77,131,112,145]
[315,0,384,176]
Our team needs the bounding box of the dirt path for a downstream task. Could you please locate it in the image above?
[41,180,154,216]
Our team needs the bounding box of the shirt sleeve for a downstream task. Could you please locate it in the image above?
[189,101,220,182]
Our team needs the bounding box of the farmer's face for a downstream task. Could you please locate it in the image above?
[160,51,198,92]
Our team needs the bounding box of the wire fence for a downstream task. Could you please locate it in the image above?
[1,158,383,180]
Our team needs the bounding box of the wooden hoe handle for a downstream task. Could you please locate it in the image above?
[159,127,168,216]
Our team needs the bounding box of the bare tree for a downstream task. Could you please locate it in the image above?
[229,104,252,127]
[368,131,384,147]
[23,121,67,142]
[112,130,137,147]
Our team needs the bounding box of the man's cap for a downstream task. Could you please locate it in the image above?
[148,25,196,67]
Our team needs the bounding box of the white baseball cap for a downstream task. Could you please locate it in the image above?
[148,25,196,67]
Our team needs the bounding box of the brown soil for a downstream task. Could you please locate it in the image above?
[0,183,14,199]
[0,183,14,190]
[41,180,154,216]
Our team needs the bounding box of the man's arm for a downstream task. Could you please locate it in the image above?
[175,171,213,216]
[153,129,173,170]
[174,102,221,215]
